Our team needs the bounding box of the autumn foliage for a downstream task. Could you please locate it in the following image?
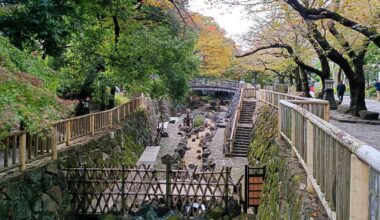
[192,14,235,77]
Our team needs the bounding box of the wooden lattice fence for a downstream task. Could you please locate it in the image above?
[63,165,243,217]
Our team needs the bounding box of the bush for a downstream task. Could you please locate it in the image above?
[193,114,205,127]
[366,87,377,98]
[115,93,129,106]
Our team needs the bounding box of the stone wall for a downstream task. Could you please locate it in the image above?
[0,110,153,220]
[249,105,328,219]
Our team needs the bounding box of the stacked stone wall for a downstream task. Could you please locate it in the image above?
[249,105,328,219]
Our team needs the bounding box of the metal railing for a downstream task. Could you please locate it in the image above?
[0,94,145,172]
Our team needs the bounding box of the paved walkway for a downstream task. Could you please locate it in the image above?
[340,95,380,113]
[154,116,183,169]
[332,95,380,150]
[209,111,247,182]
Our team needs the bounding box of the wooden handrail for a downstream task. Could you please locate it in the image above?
[278,100,379,220]
[229,88,244,155]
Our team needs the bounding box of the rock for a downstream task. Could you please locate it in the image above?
[192,138,196,142]
[359,110,379,120]
[46,163,58,175]
[161,132,169,138]
[23,183,43,199]
[177,148,186,158]
[0,200,9,218]
[216,123,227,128]
[42,174,54,192]
[169,119,176,124]
[3,183,20,200]
[78,154,90,165]
[31,197,43,213]
[226,199,241,218]
[25,169,44,183]
[202,150,211,158]
[13,199,32,220]
[337,105,350,114]
[178,132,184,136]
[204,206,225,219]
[188,163,196,169]
[196,150,201,153]
[197,155,202,160]
[48,186,62,204]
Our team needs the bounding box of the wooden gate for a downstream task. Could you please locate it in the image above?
[244,165,266,212]
[63,164,243,217]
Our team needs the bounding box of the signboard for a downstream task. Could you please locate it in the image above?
[244,165,266,212]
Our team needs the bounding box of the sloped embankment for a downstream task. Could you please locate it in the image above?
[248,105,328,219]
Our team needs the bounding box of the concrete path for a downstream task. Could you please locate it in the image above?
[340,95,380,113]
[332,95,380,150]
[137,146,160,166]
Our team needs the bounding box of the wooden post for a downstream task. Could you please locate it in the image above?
[349,155,369,220]
[19,133,26,171]
[278,103,283,135]
[117,108,120,123]
[109,111,113,128]
[324,104,330,122]
[306,120,315,193]
[291,109,296,147]
[51,128,58,160]
[90,115,95,136]
[66,121,71,146]
[161,154,176,208]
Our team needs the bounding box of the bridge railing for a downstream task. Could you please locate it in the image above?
[190,78,242,90]
[0,94,145,173]
[279,100,380,220]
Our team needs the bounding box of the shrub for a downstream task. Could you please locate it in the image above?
[193,114,205,127]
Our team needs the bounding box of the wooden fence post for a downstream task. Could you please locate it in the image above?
[19,133,26,171]
[349,155,369,220]
[66,121,71,146]
[306,120,315,193]
[278,103,282,135]
[109,111,113,128]
[291,109,296,147]
[51,127,58,160]
[90,115,95,136]
[323,104,330,122]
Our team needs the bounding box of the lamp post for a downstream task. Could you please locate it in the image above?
[323,79,337,110]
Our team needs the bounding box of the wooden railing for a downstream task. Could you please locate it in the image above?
[279,100,380,220]
[258,89,330,121]
[228,88,244,155]
[0,94,145,172]
[243,88,256,98]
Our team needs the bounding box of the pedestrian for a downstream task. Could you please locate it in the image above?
[84,97,90,114]
[336,81,346,102]
[309,84,315,98]
[376,79,380,101]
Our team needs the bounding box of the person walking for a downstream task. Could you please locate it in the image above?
[336,81,346,102]
[376,79,380,101]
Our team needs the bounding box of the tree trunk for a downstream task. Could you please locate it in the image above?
[348,70,367,116]
[299,67,311,97]
[293,68,302,92]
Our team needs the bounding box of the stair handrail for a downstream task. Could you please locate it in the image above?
[229,88,244,155]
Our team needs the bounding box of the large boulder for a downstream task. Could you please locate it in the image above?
[337,105,350,114]
[226,199,242,218]
[359,110,379,120]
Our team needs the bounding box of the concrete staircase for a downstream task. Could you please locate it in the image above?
[232,101,256,157]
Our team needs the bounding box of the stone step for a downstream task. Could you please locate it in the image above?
[234,139,251,143]
[231,153,247,157]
